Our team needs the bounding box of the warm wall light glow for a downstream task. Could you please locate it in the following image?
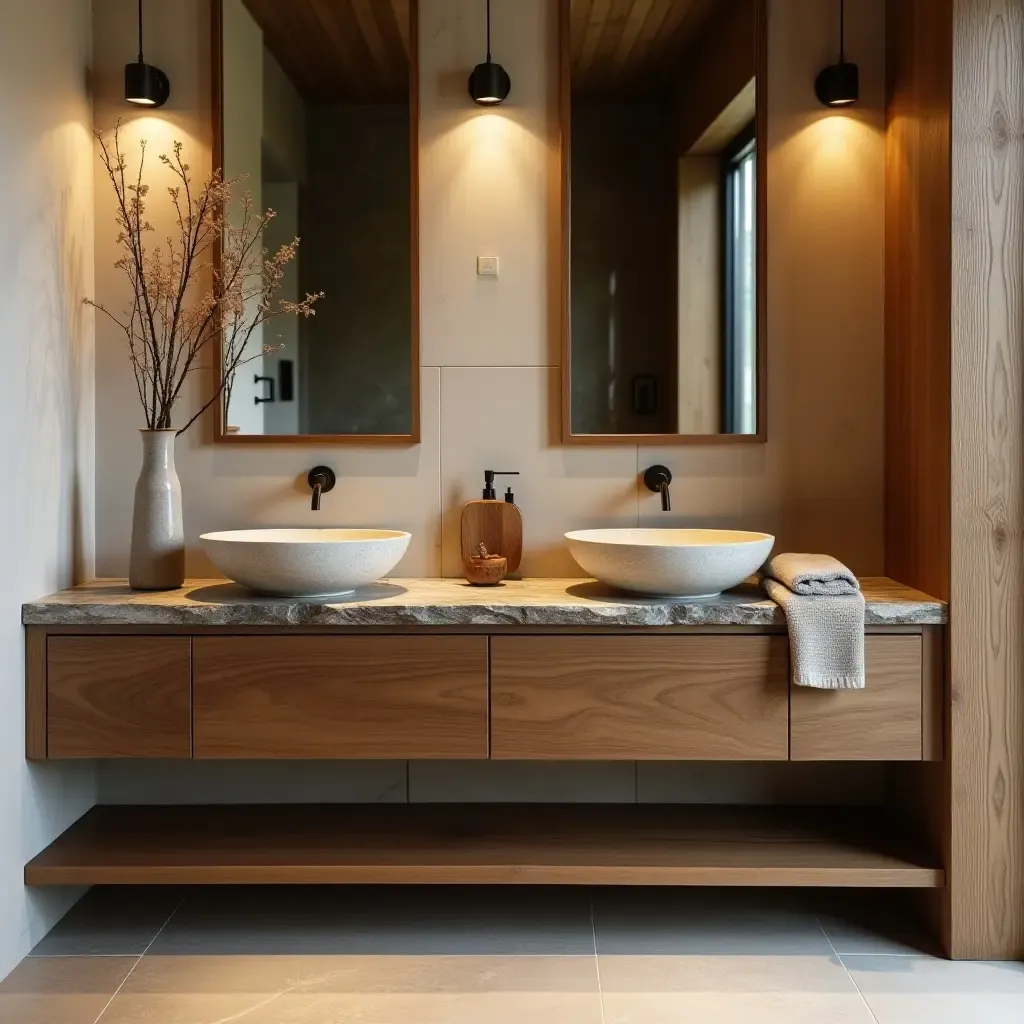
[781,112,883,226]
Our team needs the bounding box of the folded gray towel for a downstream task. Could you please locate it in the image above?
[764,554,865,689]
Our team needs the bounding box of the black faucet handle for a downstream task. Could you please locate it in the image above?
[308,466,336,511]
[643,465,672,512]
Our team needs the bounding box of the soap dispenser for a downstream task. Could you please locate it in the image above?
[460,470,523,574]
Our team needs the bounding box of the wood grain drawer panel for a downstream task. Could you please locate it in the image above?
[490,635,789,760]
[47,636,191,758]
[790,635,923,760]
[193,636,488,759]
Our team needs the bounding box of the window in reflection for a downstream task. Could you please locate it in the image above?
[724,129,757,435]
[567,0,761,438]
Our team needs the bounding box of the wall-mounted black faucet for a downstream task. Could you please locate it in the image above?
[643,465,673,512]
[307,466,336,511]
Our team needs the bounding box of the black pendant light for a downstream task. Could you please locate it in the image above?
[125,0,170,108]
[815,0,858,107]
[468,0,510,106]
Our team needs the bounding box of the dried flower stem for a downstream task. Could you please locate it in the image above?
[87,122,322,434]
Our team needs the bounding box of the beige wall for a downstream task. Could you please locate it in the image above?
[0,0,96,980]
[92,0,885,579]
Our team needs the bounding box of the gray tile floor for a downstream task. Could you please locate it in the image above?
[3,886,1022,1022]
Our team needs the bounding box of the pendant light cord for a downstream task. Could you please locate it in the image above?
[839,0,845,61]
[486,0,492,62]
[137,0,144,62]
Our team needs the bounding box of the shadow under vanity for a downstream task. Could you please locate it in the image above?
[23,577,945,888]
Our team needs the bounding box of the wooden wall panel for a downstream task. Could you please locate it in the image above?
[885,0,952,604]
[950,0,1024,960]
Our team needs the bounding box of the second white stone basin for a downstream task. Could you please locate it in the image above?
[200,528,411,598]
[565,528,775,598]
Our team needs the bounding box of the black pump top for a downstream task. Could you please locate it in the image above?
[482,469,519,500]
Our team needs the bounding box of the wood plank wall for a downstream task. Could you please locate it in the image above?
[885,0,952,604]
[887,0,1024,958]
[884,0,955,958]
[949,0,1024,960]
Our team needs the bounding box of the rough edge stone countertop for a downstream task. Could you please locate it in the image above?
[22,577,947,628]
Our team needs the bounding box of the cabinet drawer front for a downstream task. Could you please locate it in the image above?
[193,636,488,759]
[491,636,789,760]
[790,635,923,760]
[48,637,191,758]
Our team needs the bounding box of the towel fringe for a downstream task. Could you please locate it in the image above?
[794,675,866,690]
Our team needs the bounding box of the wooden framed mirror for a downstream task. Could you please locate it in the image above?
[212,0,419,443]
[560,0,766,443]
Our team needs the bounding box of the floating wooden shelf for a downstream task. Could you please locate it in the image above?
[25,804,943,888]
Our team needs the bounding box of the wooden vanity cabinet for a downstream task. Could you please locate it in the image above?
[490,635,789,760]
[790,634,933,761]
[46,636,191,758]
[31,627,940,763]
[192,635,489,759]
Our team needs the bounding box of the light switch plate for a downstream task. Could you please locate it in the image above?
[477,256,499,277]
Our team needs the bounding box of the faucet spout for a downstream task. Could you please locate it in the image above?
[642,465,673,512]
[307,466,337,511]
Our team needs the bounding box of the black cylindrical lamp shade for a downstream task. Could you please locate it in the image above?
[468,60,511,105]
[125,61,170,107]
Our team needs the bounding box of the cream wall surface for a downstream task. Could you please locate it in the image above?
[92,0,886,808]
[0,0,97,981]
[92,0,885,580]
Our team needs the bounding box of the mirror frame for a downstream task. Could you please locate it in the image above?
[210,0,421,445]
[559,0,767,445]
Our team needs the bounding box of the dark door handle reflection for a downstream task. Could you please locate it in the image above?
[254,374,276,404]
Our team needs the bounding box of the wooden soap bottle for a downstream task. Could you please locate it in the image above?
[461,470,523,577]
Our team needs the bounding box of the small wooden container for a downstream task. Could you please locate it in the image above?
[465,546,508,586]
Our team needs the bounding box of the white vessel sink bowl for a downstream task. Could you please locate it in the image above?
[565,528,774,598]
[200,529,411,598]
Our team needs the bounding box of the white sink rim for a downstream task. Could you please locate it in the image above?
[201,528,409,545]
[565,527,775,599]
[200,528,411,599]
[565,528,774,549]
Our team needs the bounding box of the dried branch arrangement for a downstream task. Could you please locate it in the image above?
[87,123,322,434]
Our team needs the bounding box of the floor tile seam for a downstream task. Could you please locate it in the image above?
[817,915,881,1024]
[588,890,608,1024]
[26,953,146,959]
[93,895,186,1024]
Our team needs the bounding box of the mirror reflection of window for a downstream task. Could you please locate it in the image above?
[724,128,757,435]
[219,0,415,440]
[567,0,761,439]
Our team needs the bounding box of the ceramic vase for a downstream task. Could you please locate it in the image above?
[129,428,185,590]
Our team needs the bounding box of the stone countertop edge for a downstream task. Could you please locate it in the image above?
[22,577,948,628]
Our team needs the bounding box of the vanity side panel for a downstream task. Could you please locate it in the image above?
[193,636,488,759]
[490,635,789,760]
[26,626,47,760]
